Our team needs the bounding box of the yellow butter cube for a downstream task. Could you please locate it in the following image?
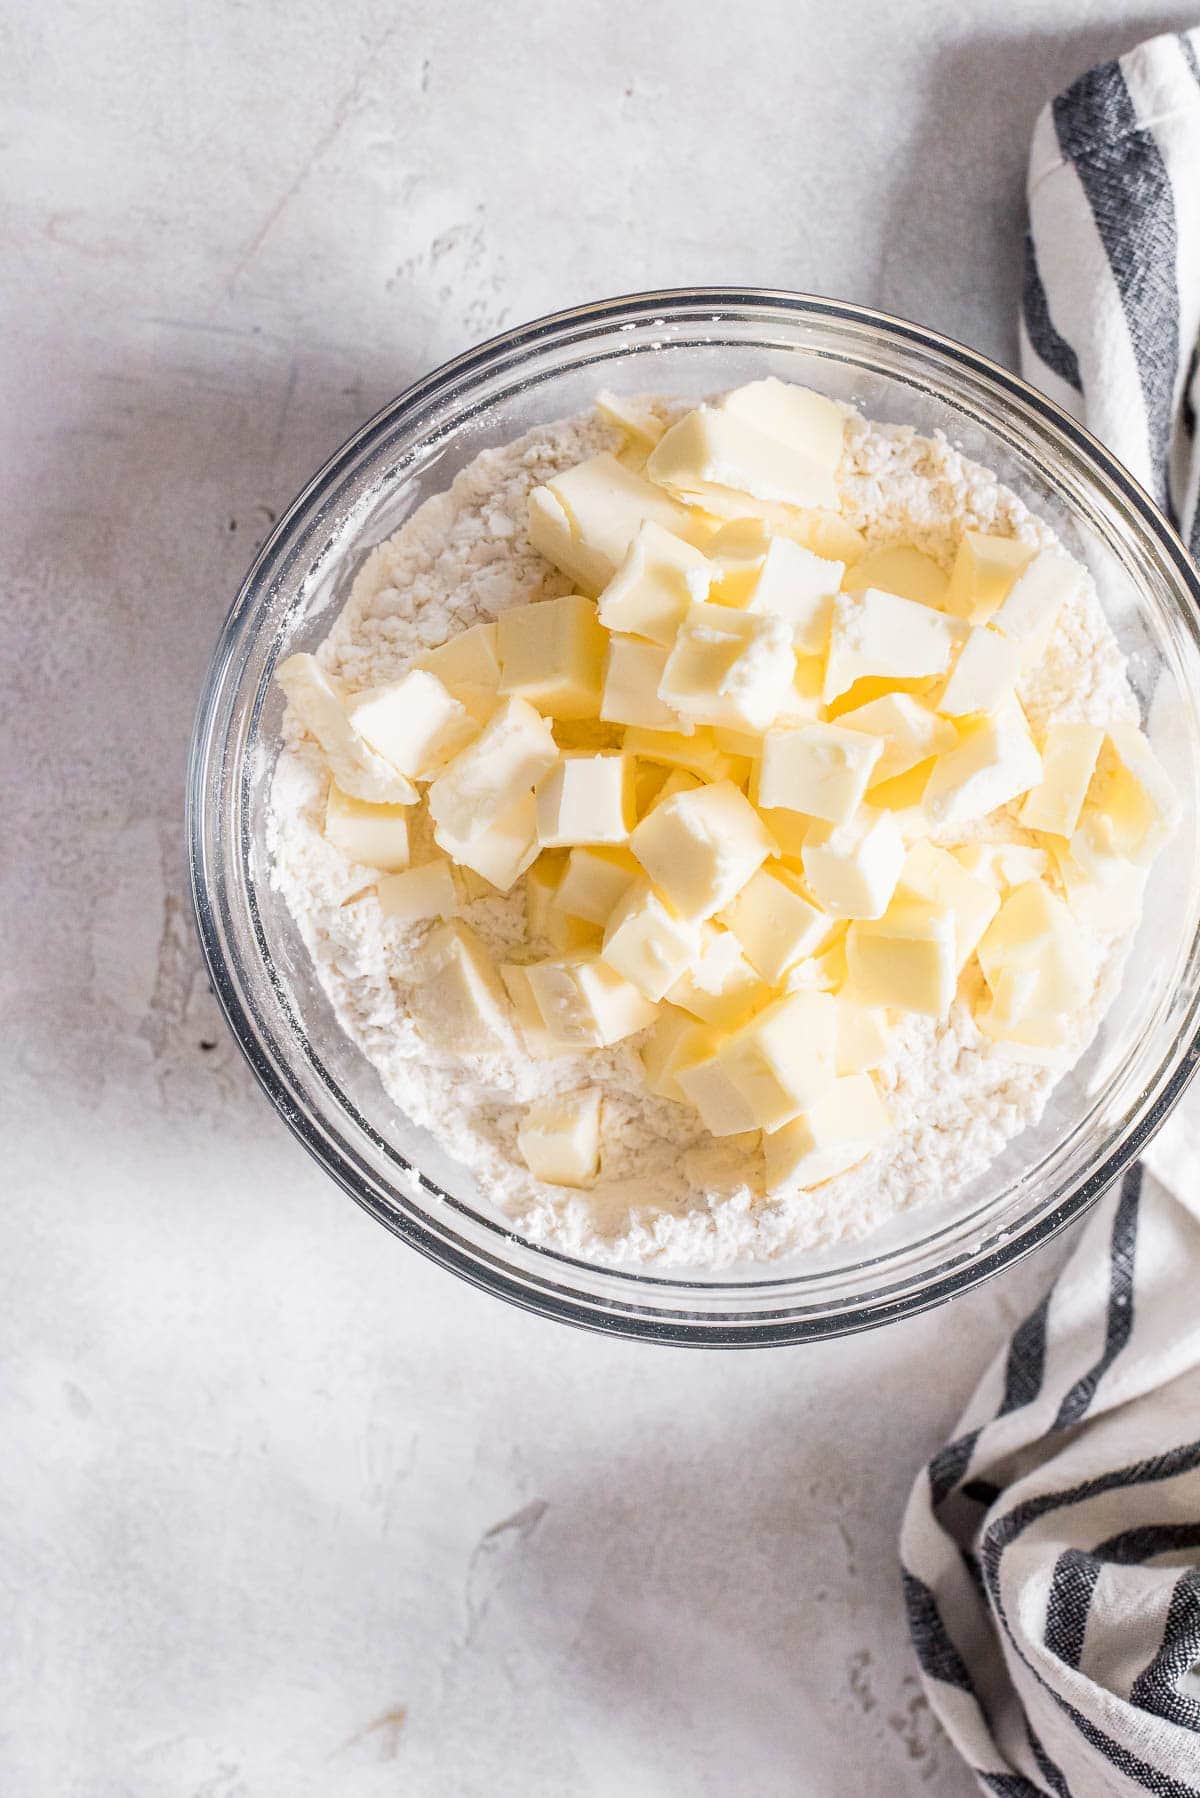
[719,377,846,473]
[554,846,641,926]
[621,725,744,784]
[376,857,459,922]
[517,1088,603,1187]
[846,899,958,1016]
[833,1000,893,1075]
[714,724,766,758]
[923,699,1042,831]
[708,517,773,606]
[276,652,419,805]
[648,404,840,514]
[426,696,558,843]
[678,990,837,1135]
[597,520,713,646]
[667,925,772,1031]
[658,600,795,732]
[898,839,999,969]
[408,921,512,1051]
[1086,724,1180,866]
[764,1074,890,1192]
[640,1006,722,1103]
[643,768,704,814]
[345,668,479,781]
[823,588,961,704]
[801,808,905,920]
[1019,722,1104,837]
[977,879,1092,1022]
[842,544,948,609]
[633,759,672,817]
[742,535,843,652]
[719,863,833,983]
[415,622,501,694]
[836,692,954,785]
[435,791,540,893]
[938,626,1022,718]
[953,842,1049,893]
[990,546,1081,667]
[756,807,809,859]
[496,594,606,721]
[595,388,666,451]
[525,956,655,1049]
[499,963,572,1058]
[1043,828,1147,934]
[758,722,883,823]
[630,780,775,920]
[601,634,688,733]
[602,881,701,1001]
[535,752,635,847]
[525,849,568,940]
[528,452,700,595]
[944,532,1033,622]
[324,785,411,872]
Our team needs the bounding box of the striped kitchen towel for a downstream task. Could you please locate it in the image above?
[902,29,1200,1798]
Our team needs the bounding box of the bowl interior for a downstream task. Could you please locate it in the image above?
[191,294,1200,1342]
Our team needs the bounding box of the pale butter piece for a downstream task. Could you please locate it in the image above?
[833,1000,893,1076]
[601,881,701,1001]
[535,752,635,847]
[719,863,833,984]
[622,725,746,784]
[554,846,640,926]
[435,790,540,893]
[763,1074,890,1192]
[376,857,459,922]
[1043,827,1147,934]
[823,588,961,704]
[528,452,699,595]
[601,634,689,733]
[525,849,568,941]
[426,696,557,843]
[324,785,411,872]
[630,780,775,920]
[597,520,713,646]
[845,899,958,1016]
[633,759,672,817]
[415,622,501,693]
[643,767,704,812]
[743,535,844,654]
[526,955,658,1048]
[1086,724,1180,865]
[775,654,825,726]
[801,808,905,920]
[677,990,837,1136]
[517,1088,603,1187]
[977,879,1092,1047]
[499,963,573,1058]
[989,545,1081,666]
[708,517,773,606]
[595,389,665,450]
[842,544,948,608]
[648,404,840,513]
[898,839,999,969]
[923,698,1042,830]
[658,601,795,731]
[640,1006,722,1103]
[496,594,606,721]
[758,721,883,823]
[718,378,846,474]
[836,691,954,784]
[667,925,772,1031]
[276,653,419,805]
[944,531,1032,621]
[345,668,479,781]
[1019,722,1104,837]
[953,842,1049,893]
[937,626,1022,718]
[408,921,511,1051]
[714,724,767,758]
[756,807,810,858]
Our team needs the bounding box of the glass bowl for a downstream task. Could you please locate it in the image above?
[187,289,1200,1346]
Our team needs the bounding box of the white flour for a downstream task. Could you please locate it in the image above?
[268,404,1137,1269]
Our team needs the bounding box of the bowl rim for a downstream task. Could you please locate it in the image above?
[187,285,1200,1346]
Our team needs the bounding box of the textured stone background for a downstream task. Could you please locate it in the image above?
[4,2,1190,1791]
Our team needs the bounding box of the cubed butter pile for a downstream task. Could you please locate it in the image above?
[279,380,1178,1199]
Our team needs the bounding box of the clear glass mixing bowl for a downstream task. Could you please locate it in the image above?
[187,289,1200,1345]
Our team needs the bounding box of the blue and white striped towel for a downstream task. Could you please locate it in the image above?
[902,30,1200,1797]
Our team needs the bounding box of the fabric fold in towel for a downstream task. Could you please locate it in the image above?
[903,27,1200,1796]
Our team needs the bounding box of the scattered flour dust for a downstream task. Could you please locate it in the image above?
[268,401,1138,1270]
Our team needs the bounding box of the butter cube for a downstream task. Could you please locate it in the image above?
[545,910,604,954]
[923,699,1042,830]
[659,601,795,731]
[953,842,1049,893]
[408,921,511,1051]
[714,724,766,758]
[846,899,958,1015]
[597,520,713,646]
[643,767,703,812]
[774,653,825,726]
[630,780,775,920]
[743,536,843,653]
[517,1088,603,1187]
[784,927,848,994]
[525,850,568,940]
[1044,828,1147,934]
[276,653,419,805]
[801,809,904,920]
[427,696,558,842]
[758,722,883,823]
[499,963,569,1058]
[435,790,540,892]
[678,990,837,1135]
[601,634,689,732]
[842,544,948,609]
[833,1000,893,1075]
[836,692,954,785]
[324,785,411,871]
[708,517,773,606]
[764,1075,890,1191]
[755,808,809,858]
[415,622,501,694]
[648,405,839,514]
[621,726,744,784]
[595,388,665,450]
[719,863,833,983]
[545,957,660,1047]
[1019,722,1104,837]
[978,879,1091,1016]
[990,546,1081,666]
[668,925,772,1031]
[554,846,640,925]
[898,839,999,968]
[496,595,606,721]
[634,759,672,817]
[937,626,1022,718]
[823,589,961,704]
[719,378,846,474]
[345,668,479,781]
[535,752,635,848]
[945,532,1033,621]
[376,857,459,922]
[640,1006,722,1103]
[602,881,700,1001]
[528,452,699,594]
[1086,724,1180,865]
